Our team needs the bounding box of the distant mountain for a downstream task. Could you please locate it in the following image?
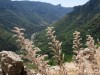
[36,0,100,58]
[0,0,72,51]
[0,0,72,35]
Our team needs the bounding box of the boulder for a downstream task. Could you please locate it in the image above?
[0,51,26,75]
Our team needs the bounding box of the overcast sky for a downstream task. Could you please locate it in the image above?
[12,0,89,7]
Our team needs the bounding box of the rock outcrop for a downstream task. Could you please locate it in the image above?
[0,51,26,75]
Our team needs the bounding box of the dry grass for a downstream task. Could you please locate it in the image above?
[12,27,100,75]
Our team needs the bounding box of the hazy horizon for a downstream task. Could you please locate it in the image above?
[12,0,89,7]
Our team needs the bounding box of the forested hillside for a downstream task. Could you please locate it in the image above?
[0,0,72,35]
[0,0,72,51]
[36,0,100,60]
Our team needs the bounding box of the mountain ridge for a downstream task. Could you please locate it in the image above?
[0,0,72,51]
[0,0,72,35]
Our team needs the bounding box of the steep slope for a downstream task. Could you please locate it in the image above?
[36,0,100,58]
[0,0,72,36]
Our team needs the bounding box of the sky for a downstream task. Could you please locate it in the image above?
[12,0,89,7]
